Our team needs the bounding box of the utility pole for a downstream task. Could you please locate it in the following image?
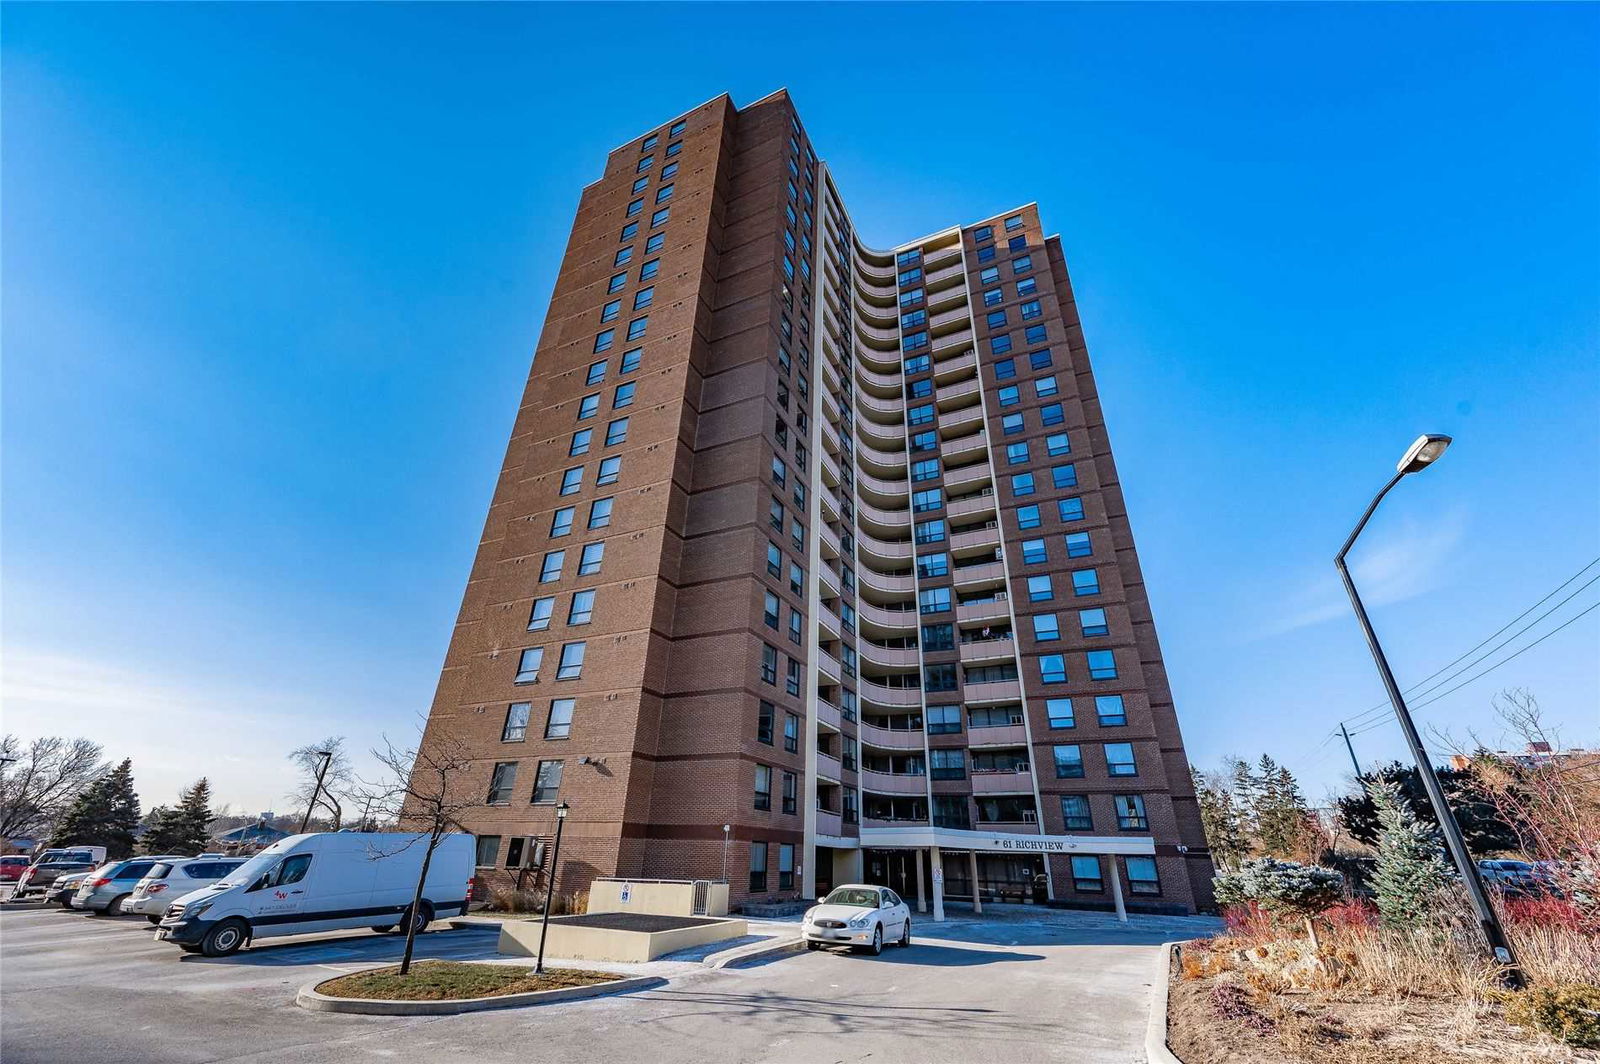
[1339,723,1362,778]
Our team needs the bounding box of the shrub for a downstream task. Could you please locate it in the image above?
[1503,896,1588,933]
[1368,779,1455,929]
[1500,983,1600,1048]
[1213,857,1344,919]
[1321,897,1378,931]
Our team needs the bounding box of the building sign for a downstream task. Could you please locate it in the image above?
[619,883,632,904]
[860,824,1156,856]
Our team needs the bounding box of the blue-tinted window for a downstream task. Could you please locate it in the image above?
[1002,413,1024,435]
[1035,375,1059,398]
[1029,348,1054,370]
[1052,464,1078,489]
[620,349,642,373]
[1040,403,1065,426]
[1047,698,1075,729]
[1105,743,1137,777]
[986,310,1007,329]
[983,288,1003,307]
[1027,574,1054,602]
[1013,254,1033,274]
[1006,442,1029,465]
[1032,613,1060,641]
[1011,472,1035,496]
[1065,531,1092,557]
[990,334,1013,355]
[998,385,1021,407]
[1017,504,1041,530]
[593,330,615,353]
[1087,650,1117,681]
[1025,324,1048,345]
[1079,608,1108,637]
[1021,539,1047,564]
[994,358,1016,380]
[1046,433,1071,456]
[1041,655,1068,684]
[1058,496,1085,522]
[1095,694,1126,725]
[1053,744,1084,777]
[1072,569,1100,596]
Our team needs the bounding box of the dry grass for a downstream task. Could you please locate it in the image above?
[316,960,617,1001]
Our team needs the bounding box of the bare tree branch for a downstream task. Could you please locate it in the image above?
[0,735,107,840]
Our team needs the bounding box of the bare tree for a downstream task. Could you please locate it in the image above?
[0,736,107,841]
[286,737,354,830]
[361,731,479,975]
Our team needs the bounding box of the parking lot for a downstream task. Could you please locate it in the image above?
[0,899,1218,1064]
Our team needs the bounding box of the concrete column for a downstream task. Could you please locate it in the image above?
[930,846,945,922]
[914,848,926,914]
[1108,856,1127,923]
[968,849,982,915]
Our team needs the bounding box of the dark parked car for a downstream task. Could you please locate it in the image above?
[14,848,107,898]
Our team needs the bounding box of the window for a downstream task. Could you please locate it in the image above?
[763,591,780,628]
[980,266,1000,285]
[639,258,660,281]
[1046,697,1075,728]
[924,662,957,692]
[1032,613,1060,641]
[907,404,935,426]
[915,519,946,544]
[1059,496,1086,522]
[586,361,608,386]
[1013,254,1034,274]
[911,458,940,482]
[990,335,1013,355]
[1017,504,1042,530]
[1040,403,1064,426]
[973,225,994,242]
[578,394,600,419]
[1052,464,1078,490]
[637,155,654,173]
[550,506,574,537]
[1059,795,1094,831]
[1045,433,1071,457]
[930,748,966,780]
[765,542,782,577]
[528,597,555,631]
[1071,855,1103,892]
[556,642,586,680]
[597,455,621,485]
[1079,608,1108,637]
[778,842,795,889]
[620,348,642,373]
[787,608,802,644]
[1126,856,1161,895]
[514,648,544,684]
[912,488,942,512]
[1116,794,1148,830]
[502,703,531,742]
[545,698,575,739]
[1105,743,1137,777]
[487,762,518,804]
[921,622,954,651]
[615,245,634,265]
[1004,214,1024,232]
[1008,235,1028,253]
[1087,650,1118,680]
[604,417,628,446]
[626,316,648,341]
[918,587,951,615]
[749,840,768,891]
[995,358,1019,382]
[669,119,686,137]
[1025,324,1047,345]
[1072,569,1101,596]
[1011,471,1035,496]
[786,657,801,697]
[645,229,665,252]
[770,456,787,487]
[1053,744,1085,778]
[998,385,1021,407]
[1017,277,1037,298]
[986,309,1007,329]
[642,133,658,151]
[1041,654,1067,683]
[613,382,636,409]
[1096,694,1127,726]
[789,562,803,596]
[626,198,643,218]
[633,286,654,310]
[650,207,669,228]
[1005,442,1029,465]
[587,498,612,530]
[1019,299,1042,320]
[754,765,772,811]
[632,177,650,195]
[927,705,962,735]
[578,542,604,576]
[1021,539,1047,564]
[539,550,564,583]
[569,428,591,456]
[1065,531,1093,558]
[1035,375,1059,398]
[475,835,502,866]
[532,760,563,803]
[1029,348,1053,370]
[593,330,615,354]
[654,183,674,204]
[761,643,778,684]
[1002,413,1024,436]
[600,299,620,323]
[782,772,797,815]
[916,552,949,579]
[757,700,775,744]
[1027,575,1054,602]
[558,468,582,496]
[568,589,595,625]
[982,287,1003,307]
[976,245,995,264]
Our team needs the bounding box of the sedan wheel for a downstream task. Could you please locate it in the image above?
[864,924,882,956]
[899,919,911,948]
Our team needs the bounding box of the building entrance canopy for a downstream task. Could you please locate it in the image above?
[861,824,1155,856]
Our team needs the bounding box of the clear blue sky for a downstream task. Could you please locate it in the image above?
[5,4,1597,816]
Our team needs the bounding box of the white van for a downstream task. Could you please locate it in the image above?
[155,832,474,957]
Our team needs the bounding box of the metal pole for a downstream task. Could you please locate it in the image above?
[535,811,567,976]
[1339,723,1362,778]
[1336,473,1524,988]
[721,824,730,883]
[297,751,333,834]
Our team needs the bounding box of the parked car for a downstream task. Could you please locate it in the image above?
[74,857,189,915]
[13,847,108,898]
[0,855,31,882]
[157,831,474,957]
[1478,859,1550,896]
[48,872,91,908]
[128,857,248,924]
[801,883,911,955]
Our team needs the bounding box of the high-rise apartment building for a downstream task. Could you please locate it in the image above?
[415,90,1214,916]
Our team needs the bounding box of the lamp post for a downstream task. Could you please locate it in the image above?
[1335,434,1524,988]
[297,750,334,834]
[535,801,570,975]
[721,824,731,883]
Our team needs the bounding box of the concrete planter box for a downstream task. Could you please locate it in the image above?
[498,913,749,963]
[296,970,660,1016]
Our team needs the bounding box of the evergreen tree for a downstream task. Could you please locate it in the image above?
[1254,757,1313,858]
[1337,760,1518,856]
[1193,764,1250,869]
[141,779,213,855]
[48,758,140,857]
[1369,779,1454,929]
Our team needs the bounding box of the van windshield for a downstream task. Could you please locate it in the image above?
[214,850,283,888]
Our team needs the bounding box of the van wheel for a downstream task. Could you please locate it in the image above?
[106,894,131,917]
[402,902,434,934]
[201,918,249,957]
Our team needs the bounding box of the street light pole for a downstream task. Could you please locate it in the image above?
[297,750,334,835]
[721,824,731,883]
[1335,434,1524,989]
[536,801,570,976]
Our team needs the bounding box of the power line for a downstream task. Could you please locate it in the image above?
[1337,560,1600,731]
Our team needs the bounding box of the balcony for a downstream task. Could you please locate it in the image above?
[816,698,842,732]
[860,769,927,795]
[858,640,920,669]
[952,560,1006,588]
[816,809,845,837]
[817,649,842,682]
[942,431,987,462]
[963,679,1022,704]
[818,563,842,596]
[817,750,844,782]
[922,244,962,272]
[858,392,904,418]
[967,723,1028,747]
[818,604,842,639]
[959,637,1016,664]
[856,566,915,597]
[859,721,926,750]
[950,525,1001,554]
[937,378,980,407]
[857,598,918,632]
[861,815,929,830]
[855,530,913,564]
[975,817,1040,833]
[819,523,843,561]
[947,492,998,522]
[857,498,911,529]
[820,449,842,488]
[929,305,970,331]
[923,261,965,289]
[860,679,923,709]
[955,597,1011,626]
[943,462,992,492]
[931,329,974,358]
[938,404,984,435]
[856,416,905,449]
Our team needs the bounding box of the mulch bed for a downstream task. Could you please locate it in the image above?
[316,960,618,1001]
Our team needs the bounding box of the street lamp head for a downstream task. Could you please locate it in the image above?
[1397,434,1452,475]
[555,801,570,820]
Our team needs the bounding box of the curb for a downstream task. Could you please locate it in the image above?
[295,968,662,1015]
[1144,940,1185,1064]
[704,934,804,969]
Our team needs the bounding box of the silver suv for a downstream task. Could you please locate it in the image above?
[74,857,189,915]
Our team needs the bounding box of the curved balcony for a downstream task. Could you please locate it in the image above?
[856,342,901,375]
[971,766,1034,794]
[855,439,906,478]
[860,678,923,710]
[854,254,896,284]
[857,599,917,633]
[856,565,915,598]
[963,679,1022,705]
[855,319,899,346]
[858,640,920,670]
[860,769,927,796]
[859,720,925,750]
[856,466,908,498]
[857,498,911,532]
[854,292,898,323]
[857,391,905,419]
[856,414,906,450]
[854,362,903,398]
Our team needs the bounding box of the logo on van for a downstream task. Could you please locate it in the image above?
[274,889,289,899]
